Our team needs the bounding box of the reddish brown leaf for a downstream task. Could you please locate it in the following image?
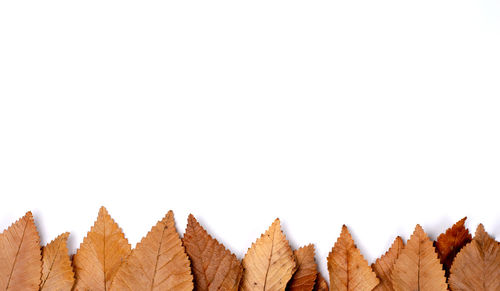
[183,214,242,291]
[435,217,472,274]
[313,274,329,291]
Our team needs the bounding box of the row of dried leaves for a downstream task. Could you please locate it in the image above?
[1,208,499,291]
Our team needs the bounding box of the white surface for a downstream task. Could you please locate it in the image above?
[1,0,499,278]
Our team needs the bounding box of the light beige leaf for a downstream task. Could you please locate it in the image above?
[0,212,41,291]
[313,274,329,291]
[371,236,404,291]
[287,244,318,291]
[72,207,131,291]
[40,232,75,291]
[327,225,379,291]
[241,218,297,291]
[392,225,447,291]
[448,224,500,291]
[183,214,241,291]
[110,211,193,291]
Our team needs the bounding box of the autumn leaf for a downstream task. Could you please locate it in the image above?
[313,274,329,291]
[448,224,500,291]
[371,236,404,291]
[0,212,41,291]
[40,232,75,291]
[183,214,241,291]
[392,225,447,291]
[72,206,131,291]
[241,218,297,291]
[110,211,193,291]
[327,225,379,291]
[435,217,472,275]
[287,244,318,291]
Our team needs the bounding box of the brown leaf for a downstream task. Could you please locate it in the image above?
[327,225,379,291]
[183,214,241,291]
[72,207,131,291]
[435,217,472,275]
[287,244,318,291]
[0,212,41,291]
[448,224,500,291]
[313,274,329,291]
[110,211,193,291]
[241,218,297,291]
[40,232,75,291]
[392,225,447,291]
[371,236,404,291]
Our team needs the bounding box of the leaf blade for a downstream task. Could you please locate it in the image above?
[327,225,379,291]
[287,244,318,291]
[0,212,41,291]
[40,232,75,291]
[183,214,241,291]
[448,224,500,291]
[392,225,447,291]
[72,207,131,291]
[110,211,193,291]
[435,217,472,275]
[371,236,404,291]
[241,219,297,291]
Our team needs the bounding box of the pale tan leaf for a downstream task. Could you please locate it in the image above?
[183,214,241,291]
[110,211,193,291]
[313,274,329,291]
[0,212,41,291]
[448,224,500,291]
[72,207,131,291]
[392,225,447,291]
[241,219,297,291]
[40,232,74,291]
[327,225,379,291]
[371,236,404,291]
[287,244,318,291]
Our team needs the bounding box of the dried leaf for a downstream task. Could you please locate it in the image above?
[313,274,329,291]
[241,219,297,291]
[0,212,41,291]
[392,225,447,291]
[327,225,379,291]
[40,232,75,291]
[110,211,193,291]
[371,236,404,291]
[287,244,318,291]
[183,214,241,291]
[448,224,500,291]
[435,217,472,275]
[72,207,131,291]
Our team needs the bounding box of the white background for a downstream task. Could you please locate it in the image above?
[1,0,499,278]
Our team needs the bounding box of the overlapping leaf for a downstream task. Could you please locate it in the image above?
[448,224,500,291]
[327,225,379,291]
[0,212,41,291]
[72,207,131,291]
[288,244,318,291]
[40,232,74,291]
[183,214,241,291]
[313,274,329,291]
[110,211,193,291]
[435,217,472,275]
[392,225,447,291]
[371,236,404,291]
[241,219,297,291]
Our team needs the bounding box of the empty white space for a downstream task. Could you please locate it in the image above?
[1,0,500,277]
